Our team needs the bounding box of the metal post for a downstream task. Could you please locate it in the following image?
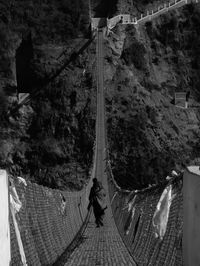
[183,166,200,266]
[135,17,138,24]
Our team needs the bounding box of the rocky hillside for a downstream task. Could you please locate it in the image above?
[105,3,200,189]
[0,0,200,191]
[117,0,170,16]
[0,0,96,190]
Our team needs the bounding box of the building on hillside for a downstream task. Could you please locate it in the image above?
[121,14,131,24]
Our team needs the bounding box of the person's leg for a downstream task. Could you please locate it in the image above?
[94,212,100,227]
[93,202,105,227]
[96,215,103,227]
[98,209,105,226]
[93,205,101,227]
[99,217,103,226]
[95,219,100,227]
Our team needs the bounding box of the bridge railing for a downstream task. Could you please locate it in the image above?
[106,151,183,265]
[136,0,188,24]
[5,136,96,265]
[107,0,199,29]
[7,26,100,265]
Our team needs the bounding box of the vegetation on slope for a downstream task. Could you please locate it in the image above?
[106,3,200,189]
[0,0,96,190]
[1,0,200,191]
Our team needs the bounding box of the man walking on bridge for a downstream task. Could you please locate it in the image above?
[88,178,107,227]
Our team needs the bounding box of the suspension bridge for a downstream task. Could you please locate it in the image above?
[2,0,200,265]
[4,27,182,266]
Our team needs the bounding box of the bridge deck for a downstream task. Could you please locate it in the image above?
[64,191,136,265]
[63,29,136,266]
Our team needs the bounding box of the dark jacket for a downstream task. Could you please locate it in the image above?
[88,181,106,215]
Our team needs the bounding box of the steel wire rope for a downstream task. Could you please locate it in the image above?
[9,33,96,114]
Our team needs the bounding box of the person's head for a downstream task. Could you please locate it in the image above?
[93,178,98,184]
[93,178,103,189]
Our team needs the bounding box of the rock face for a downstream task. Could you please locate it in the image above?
[0,1,200,190]
[0,0,96,190]
[105,3,200,189]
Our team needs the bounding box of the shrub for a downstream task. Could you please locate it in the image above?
[122,41,147,70]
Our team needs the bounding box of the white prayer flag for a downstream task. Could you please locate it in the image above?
[0,170,11,266]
